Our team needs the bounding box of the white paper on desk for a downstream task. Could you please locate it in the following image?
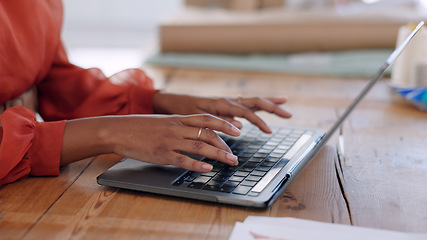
[229,217,427,240]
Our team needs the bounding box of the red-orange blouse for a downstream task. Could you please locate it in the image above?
[0,0,157,185]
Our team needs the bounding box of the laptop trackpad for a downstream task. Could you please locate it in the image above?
[99,158,187,187]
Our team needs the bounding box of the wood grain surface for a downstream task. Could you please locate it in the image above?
[1,67,426,239]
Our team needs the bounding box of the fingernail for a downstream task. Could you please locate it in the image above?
[227,153,238,165]
[202,163,213,171]
[231,120,242,129]
[231,126,241,136]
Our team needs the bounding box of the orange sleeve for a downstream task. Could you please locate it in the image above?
[37,42,158,121]
[0,107,65,185]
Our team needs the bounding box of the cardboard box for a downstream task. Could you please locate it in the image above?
[160,7,426,54]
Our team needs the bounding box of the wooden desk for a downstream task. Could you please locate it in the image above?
[1,67,427,239]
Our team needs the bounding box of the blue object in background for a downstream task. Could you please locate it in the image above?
[390,86,427,111]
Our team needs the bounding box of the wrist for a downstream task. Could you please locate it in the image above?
[152,92,202,115]
[61,116,117,165]
[95,117,118,155]
[152,90,168,114]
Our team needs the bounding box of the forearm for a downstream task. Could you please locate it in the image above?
[153,91,225,116]
[59,114,240,173]
[152,91,199,114]
[61,117,114,166]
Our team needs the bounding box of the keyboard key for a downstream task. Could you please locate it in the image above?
[240,180,257,187]
[292,129,305,134]
[237,157,250,163]
[270,153,283,158]
[252,140,266,146]
[203,185,222,191]
[228,176,244,182]
[248,157,264,163]
[234,145,247,151]
[270,137,283,143]
[193,176,211,184]
[283,140,296,146]
[212,166,224,172]
[225,138,238,146]
[188,182,205,189]
[222,181,239,188]
[260,162,275,167]
[203,180,223,191]
[185,172,199,182]
[261,145,275,150]
[219,185,235,193]
[251,170,266,177]
[244,162,258,168]
[272,149,287,155]
[264,141,278,147]
[232,149,241,155]
[173,179,184,186]
[232,185,252,195]
[217,169,235,176]
[174,171,191,185]
[253,153,269,158]
[201,171,216,177]
[257,149,271,154]
[276,145,290,151]
[246,175,262,182]
[205,180,223,187]
[213,174,229,182]
[247,145,260,151]
[186,175,197,182]
[223,165,239,172]
[248,192,260,197]
[290,132,303,137]
[236,161,246,168]
[279,129,291,134]
[203,159,216,165]
[240,166,255,172]
[234,171,250,177]
[256,166,271,172]
[242,153,256,159]
[264,157,279,164]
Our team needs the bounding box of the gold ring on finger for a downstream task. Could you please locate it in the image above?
[197,128,203,140]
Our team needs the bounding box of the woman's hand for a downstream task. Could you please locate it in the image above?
[61,114,240,172]
[153,92,292,133]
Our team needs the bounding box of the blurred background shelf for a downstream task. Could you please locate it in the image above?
[160,2,427,54]
[61,0,427,77]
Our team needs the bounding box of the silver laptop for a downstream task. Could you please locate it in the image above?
[97,22,423,208]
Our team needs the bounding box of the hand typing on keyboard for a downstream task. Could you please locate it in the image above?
[151,92,292,133]
[173,125,307,196]
[63,93,292,176]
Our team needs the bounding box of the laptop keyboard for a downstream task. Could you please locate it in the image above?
[172,125,313,196]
